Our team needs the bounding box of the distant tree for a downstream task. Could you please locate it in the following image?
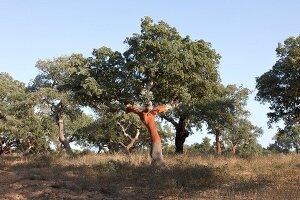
[256,36,300,126]
[237,142,264,157]
[30,54,87,154]
[223,118,263,154]
[283,125,300,154]
[196,85,251,154]
[267,140,291,154]
[0,73,51,154]
[189,137,214,153]
[270,125,300,154]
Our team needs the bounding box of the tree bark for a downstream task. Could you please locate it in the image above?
[0,143,3,155]
[56,102,73,155]
[58,117,73,154]
[232,146,237,154]
[97,143,105,153]
[117,122,140,153]
[215,129,222,155]
[126,103,171,166]
[175,117,189,153]
[23,142,33,154]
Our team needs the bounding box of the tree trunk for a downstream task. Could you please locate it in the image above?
[215,129,222,155]
[24,142,33,154]
[146,115,164,166]
[58,117,73,154]
[232,146,237,154]
[0,143,3,155]
[126,104,171,166]
[55,102,73,155]
[97,143,105,154]
[175,117,189,153]
[117,123,140,153]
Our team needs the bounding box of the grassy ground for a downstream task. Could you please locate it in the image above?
[0,153,299,200]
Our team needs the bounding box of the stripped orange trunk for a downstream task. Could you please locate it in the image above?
[127,104,170,165]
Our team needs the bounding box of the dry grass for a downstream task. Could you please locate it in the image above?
[0,153,299,199]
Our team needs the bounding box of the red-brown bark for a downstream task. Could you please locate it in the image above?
[126,103,171,165]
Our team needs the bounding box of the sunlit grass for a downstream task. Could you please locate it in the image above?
[1,153,300,199]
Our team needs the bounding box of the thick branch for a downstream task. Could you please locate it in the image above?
[162,115,178,127]
[126,104,143,114]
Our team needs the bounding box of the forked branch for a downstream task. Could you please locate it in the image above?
[117,122,140,153]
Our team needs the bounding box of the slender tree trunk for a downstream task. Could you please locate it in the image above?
[0,145,9,155]
[97,143,105,154]
[215,129,222,155]
[58,116,73,154]
[232,146,237,155]
[55,102,73,155]
[117,123,140,153]
[0,143,3,155]
[24,142,33,154]
[175,117,189,153]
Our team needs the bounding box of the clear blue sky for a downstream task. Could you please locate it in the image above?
[1,0,300,147]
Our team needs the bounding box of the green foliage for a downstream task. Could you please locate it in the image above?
[237,142,264,157]
[256,36,300,126]
[189,137,214,153]
[28,54,94,153]
[223,118,263,151]
[197,84,250,131]
[269,125,300,153]
[0,73,51,153]
[124,16,221,110]
[32,17,223,153]
[1,17,266,155]
[73,111,174,151]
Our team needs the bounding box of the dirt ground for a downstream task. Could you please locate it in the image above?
[1,154,300,200]
[0,169,106,200]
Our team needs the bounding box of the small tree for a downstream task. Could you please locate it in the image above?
[189,137,214,153]
[223,118,263,154]
[196,85,250,155]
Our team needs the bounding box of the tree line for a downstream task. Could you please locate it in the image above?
[1,17,299,159]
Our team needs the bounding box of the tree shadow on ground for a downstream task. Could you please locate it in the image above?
[5,155,226,199]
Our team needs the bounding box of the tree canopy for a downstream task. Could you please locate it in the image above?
[0,73,52,154]
[0,17,267,157]
[256,36,300,126]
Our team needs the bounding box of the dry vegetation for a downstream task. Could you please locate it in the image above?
[0,153,300,200]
